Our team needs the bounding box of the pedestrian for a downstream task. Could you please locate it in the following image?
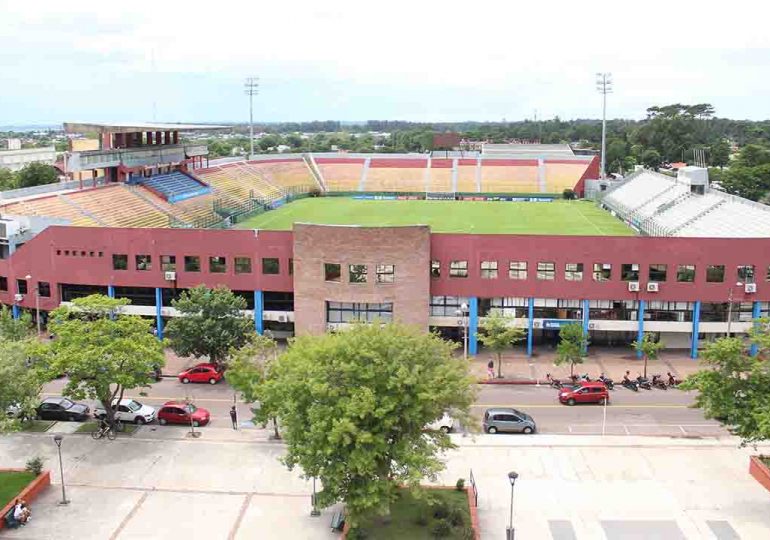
[487,360,495,379]
[230,406,238,430]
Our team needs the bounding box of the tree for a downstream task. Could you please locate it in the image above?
[631,332,664,379]
[681,330,770,446]
[0,168,17,191]
[476,311,526,378]
[710,139,731,168]
[554,322,587,377]
[0,339,46,433]
[0,306,33,341]
[719,165,770,202]
[641,149,662,170]
[46,295,165,429]
[256,323,475,527]
[16,162,58,188]
[165,285,254,367]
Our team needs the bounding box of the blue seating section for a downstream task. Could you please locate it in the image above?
[139,171,211,203]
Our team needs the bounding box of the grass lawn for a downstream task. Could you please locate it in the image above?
[349,488,472,540]
[75,421,139,435]
[20,420,55,432]
[236,197,633,236]
[0,471,36,510]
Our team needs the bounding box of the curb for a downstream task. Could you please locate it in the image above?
[477,379,541,385]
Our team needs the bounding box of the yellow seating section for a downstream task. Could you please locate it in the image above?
[481,166,539,192]
[365,168,426,191]
[427,168,453,192]
[543,163,587,192]
[456,166,478,192]
[319,164,364,191]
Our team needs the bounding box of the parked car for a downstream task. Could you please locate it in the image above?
[482,408,536,434]
[427,412,455,433]
[178,363,223,385]
[157,401,210,427]
[94,399,156,425]
[558,381,610,406]
[35,397,90,422]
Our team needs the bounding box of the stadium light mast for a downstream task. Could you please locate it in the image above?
[596,73,612,180]
[245,77,259,158]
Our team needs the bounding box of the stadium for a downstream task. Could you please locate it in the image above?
[1,121,769,358]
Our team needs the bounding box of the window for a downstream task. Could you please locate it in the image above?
[376,264,395,283]
[649,264,667,282]
[621,264,639,281]
[235,257,252,274]
[767,266,770,282]
[113,254,128,271]
[262,258,279,275]
[289,258,294,275]
[0,276,6,291]
[89,251,94,257]
[593,263,611,282]
[737,265,755,283]
[184,256,200,272]
[706,265,724,283]
[16,279,27,295]
[430,296,470,317]
[449,261,468,278]
[325,263,341,282]
[349,264,367,283]
[676,264,696,283]
[135,255,152,271]
[509,261,527,280]
[480,261,498,279]
[209,256,226,273]
[536,262,555,281]
[431,260,440,278]
[161,255,176,272]
[38,282,51,297]
[565,263,583,281]
[326,301,393,323]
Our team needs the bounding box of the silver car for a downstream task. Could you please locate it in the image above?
[482,408,536,434]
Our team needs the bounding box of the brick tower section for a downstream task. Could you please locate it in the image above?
[292,224,431,335]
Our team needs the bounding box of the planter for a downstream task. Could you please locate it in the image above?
[749,456,770,493]
[0,469,51,530]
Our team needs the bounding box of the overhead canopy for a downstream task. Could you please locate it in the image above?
[63,122,231,134]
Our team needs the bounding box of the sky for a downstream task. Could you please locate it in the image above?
[1,0,770,125]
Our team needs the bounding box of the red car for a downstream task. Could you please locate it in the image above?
[178,363,223,385]
[558,381,610,406]
[157,401,210,427]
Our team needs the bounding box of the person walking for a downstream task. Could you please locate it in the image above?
[229,406,238,430]
[487,360,495,380]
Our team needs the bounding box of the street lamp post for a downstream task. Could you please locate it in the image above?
[456,302,469,360]
[726,282,744,338]
[25,274,41,335]
[53,435,69,505]
[506,471,518,540]
[310,476,321,517]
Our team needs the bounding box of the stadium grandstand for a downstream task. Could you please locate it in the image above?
[1,122,769,358]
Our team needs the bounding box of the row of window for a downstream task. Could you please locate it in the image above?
[324,263,395,284]
[432,261,766,284]
[112,254,290,275]
[326,301,393,323]
[0,277,51,297]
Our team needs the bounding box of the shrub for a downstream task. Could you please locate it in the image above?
[431,519,451,538]
[414,509,430,527]
[347,528,368,540]
[448,507,465,527]
[562,188,576,200]
[455,478,465,491]
[432,501,450,520]
[25,456,44,476]
[462,525,476,540]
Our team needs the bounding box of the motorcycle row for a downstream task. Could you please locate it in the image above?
[546,371,682,392]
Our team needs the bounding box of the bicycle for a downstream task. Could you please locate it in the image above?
[91,419,123,440]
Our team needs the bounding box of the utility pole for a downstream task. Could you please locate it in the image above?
[596,73,612,180]
[244,77,259,158]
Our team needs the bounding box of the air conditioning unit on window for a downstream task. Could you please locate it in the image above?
[164,271,177,281]
[277,314,287,323]
[13,294,23,302]
[745,283,757,294]
[628,282,640,292]
[647,282,659,292]
[588,323,596,330]
[533,321,541,328]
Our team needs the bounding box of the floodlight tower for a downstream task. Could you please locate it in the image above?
[245,77,259,158]
[596,73,612,180]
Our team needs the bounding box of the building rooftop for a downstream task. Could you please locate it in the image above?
[63,122,231,134]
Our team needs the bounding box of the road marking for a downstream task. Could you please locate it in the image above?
[470,404,691,409]
[679,426,687,435]
[624,425,630,435]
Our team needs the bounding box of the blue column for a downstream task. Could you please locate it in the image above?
[636,299,646,359]
[107,285,115,298]
[254,290,264,335]
[582,299,590,354]
[11,304,19,319]
[154,287,164,341]
[691,301,701,359]
[750,301,761,357]
[527,298,534,357]
[468,297,478,356]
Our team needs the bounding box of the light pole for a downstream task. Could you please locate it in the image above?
[456,302,469,360]
[596,73,612,181]
[244,77,259,158]
[506,471,518,540]
[53,434,69,505]
[25,274,41,335]
[310,476,321,517]
[726,282,744,338]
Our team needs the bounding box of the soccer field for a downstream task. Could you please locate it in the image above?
[236,197,634,235]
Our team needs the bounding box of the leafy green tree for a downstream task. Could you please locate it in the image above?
[165,285,254,367]
[0,306,33,341]
[256,323,475,527]
[735,144,770,168]
[710,139,731,168]
[554,322,587,377]
[0,168,17,191]
[0,339,46,432]
[16,162,58,188]
[641,148,662,170]
[46,295,165,429]
[719,165,770,202]
[476,311,526,378]
[631,333,664,379]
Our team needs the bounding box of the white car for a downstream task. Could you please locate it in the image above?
[427,412,455,433]
[94,399,156,425]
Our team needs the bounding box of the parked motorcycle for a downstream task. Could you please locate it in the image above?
[598,374,614,390]
[546,373,563,389]
[621,376,639,392]
[636,376,652,390]
[651,374,668,390]
[667,372,681,388]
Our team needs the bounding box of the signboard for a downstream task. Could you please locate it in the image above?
[542,319,578,329]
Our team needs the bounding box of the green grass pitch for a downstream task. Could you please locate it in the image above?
[236,197,634,236]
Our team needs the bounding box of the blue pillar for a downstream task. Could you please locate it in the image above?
[750,301,761,357]
[254,290,264,335]
[154,287,164,341]
[581,299,590,353]
[527,298,534,357]
[107,285,115,298]
[636,299,646,359]
[468,297,478,356]
[11,304,20,319]
[691,301,701,359]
